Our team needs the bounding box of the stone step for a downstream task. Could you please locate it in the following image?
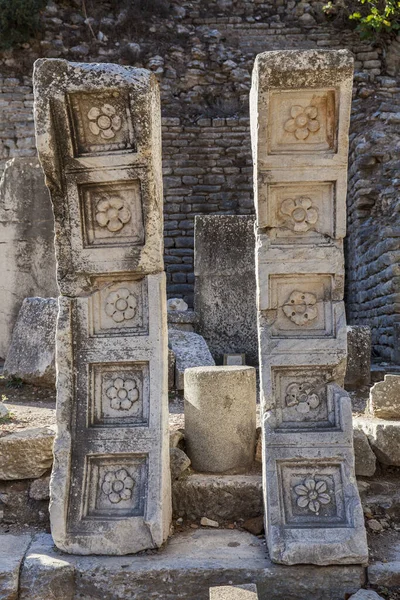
[14,529,364,600]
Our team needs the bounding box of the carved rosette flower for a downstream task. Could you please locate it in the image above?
[282,291,318,326]
[106,376,139,411]
[95,195,131,233]
[280,196,318,232]
[102,468,135,504]
[87,104,122,139]
[285,382,320,413]
[294,478,331,513]
[284,105,320,140]
[105,288,137,323]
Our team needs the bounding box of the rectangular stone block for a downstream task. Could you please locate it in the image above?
[34,59,171,555]
[251,50,367,565]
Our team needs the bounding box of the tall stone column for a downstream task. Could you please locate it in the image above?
[33,59,171,555]
[250,50,368,565]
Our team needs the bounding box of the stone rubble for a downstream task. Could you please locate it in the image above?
[369,374,400,419]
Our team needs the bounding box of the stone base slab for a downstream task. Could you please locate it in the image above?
[17,530,365,600]
[0,534,31,600]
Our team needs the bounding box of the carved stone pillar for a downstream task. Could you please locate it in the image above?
[34,59,171,555]
[250,50,368,565]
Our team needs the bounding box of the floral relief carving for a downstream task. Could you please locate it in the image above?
[102,468,135,504]
[284,105,320,141]
[285,382,320,413]
[95,195,131,233]
[87,104,122,139]
[294,478,331,513]
[280,196,318,232]
[282,291,318,326]
[105,376,140,411]
[105,288,137,323]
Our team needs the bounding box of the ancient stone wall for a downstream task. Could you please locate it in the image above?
[0,0,399,357]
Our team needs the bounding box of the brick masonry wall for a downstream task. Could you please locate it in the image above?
[0,0,399,357]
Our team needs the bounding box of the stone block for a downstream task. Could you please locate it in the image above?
[209,584,258,599]
[34,59,171,555]
[18,530,365,600]
[184,366,256,473]
[194,215,257,365]
[0,534,32,600]
[0,158,58,359]
[354,416,400,466]
[169,330,215,390]
[172,474,263,522]
[369,374,400,419]
[4,297,57,387]
[353,429,376,477]
[0,427,55,480]
[168,309,195,332]
[345,326,371,389]
[350,591,384,600]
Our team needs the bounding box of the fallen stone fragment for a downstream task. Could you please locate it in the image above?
[367,519,383,532]
[350,590,385,599]
[353,428,376,477]
[170,430,184,448]
[210,584,259,599]
[167,298,188,311]
[0,427,55,480]
[170,447,191,480]
[368,560,400,587]
[29,475,50,501]
[354,416,400,466]
[242,516,264,536]
[369,374,400,419]
[4,297,57,387]
[168,330,215,390]
[0,534,32,600]
[201,516,219,528]
[0,402,9,419]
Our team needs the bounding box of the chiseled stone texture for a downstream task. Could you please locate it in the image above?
[4,297,57,387]
[34,59,171,555]
[0,534,32,600]
[0,158,58,360]
[184,366,256,473]
[194,215,257,365]
[354,416,400,466]
[353,428,376,478]
[18,530,365,600]
[345,326,371,389]
[168,329,215,390]
[250,49,367,566]
[369,374,400,420]
[172,474,263,522]
[210,584,259,599]
[350,591,384,600]
[0,427,55,480]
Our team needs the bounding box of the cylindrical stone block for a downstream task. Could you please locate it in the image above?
[184,366,256,473]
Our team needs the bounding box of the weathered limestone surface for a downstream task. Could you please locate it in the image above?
[4,297,57,387]
[168,329,215,390]
[350,591,385,600]
[210,584,259,599]
[353,429,376,477]
[250,50,367,565]
[34,59,171,554]
[369,374,400,419]
[184,366,256,473]
[194,215,257,365]
[19,530,365,600]
[0,427,55,480]
[354,416,400,466]
[345,326,371,389]
[0,534,32,600]
[0,158,58,360]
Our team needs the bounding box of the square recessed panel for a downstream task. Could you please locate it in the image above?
[89,362,149,428]
[278,462,348,528]
[83,454,147,519]
[89,278,149,337]
[268,89,336,154]
[265,181,335,243]
[269,274,333,338]
[68,90,136,156]
[80,179,144,248]
[272,367,336,430]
